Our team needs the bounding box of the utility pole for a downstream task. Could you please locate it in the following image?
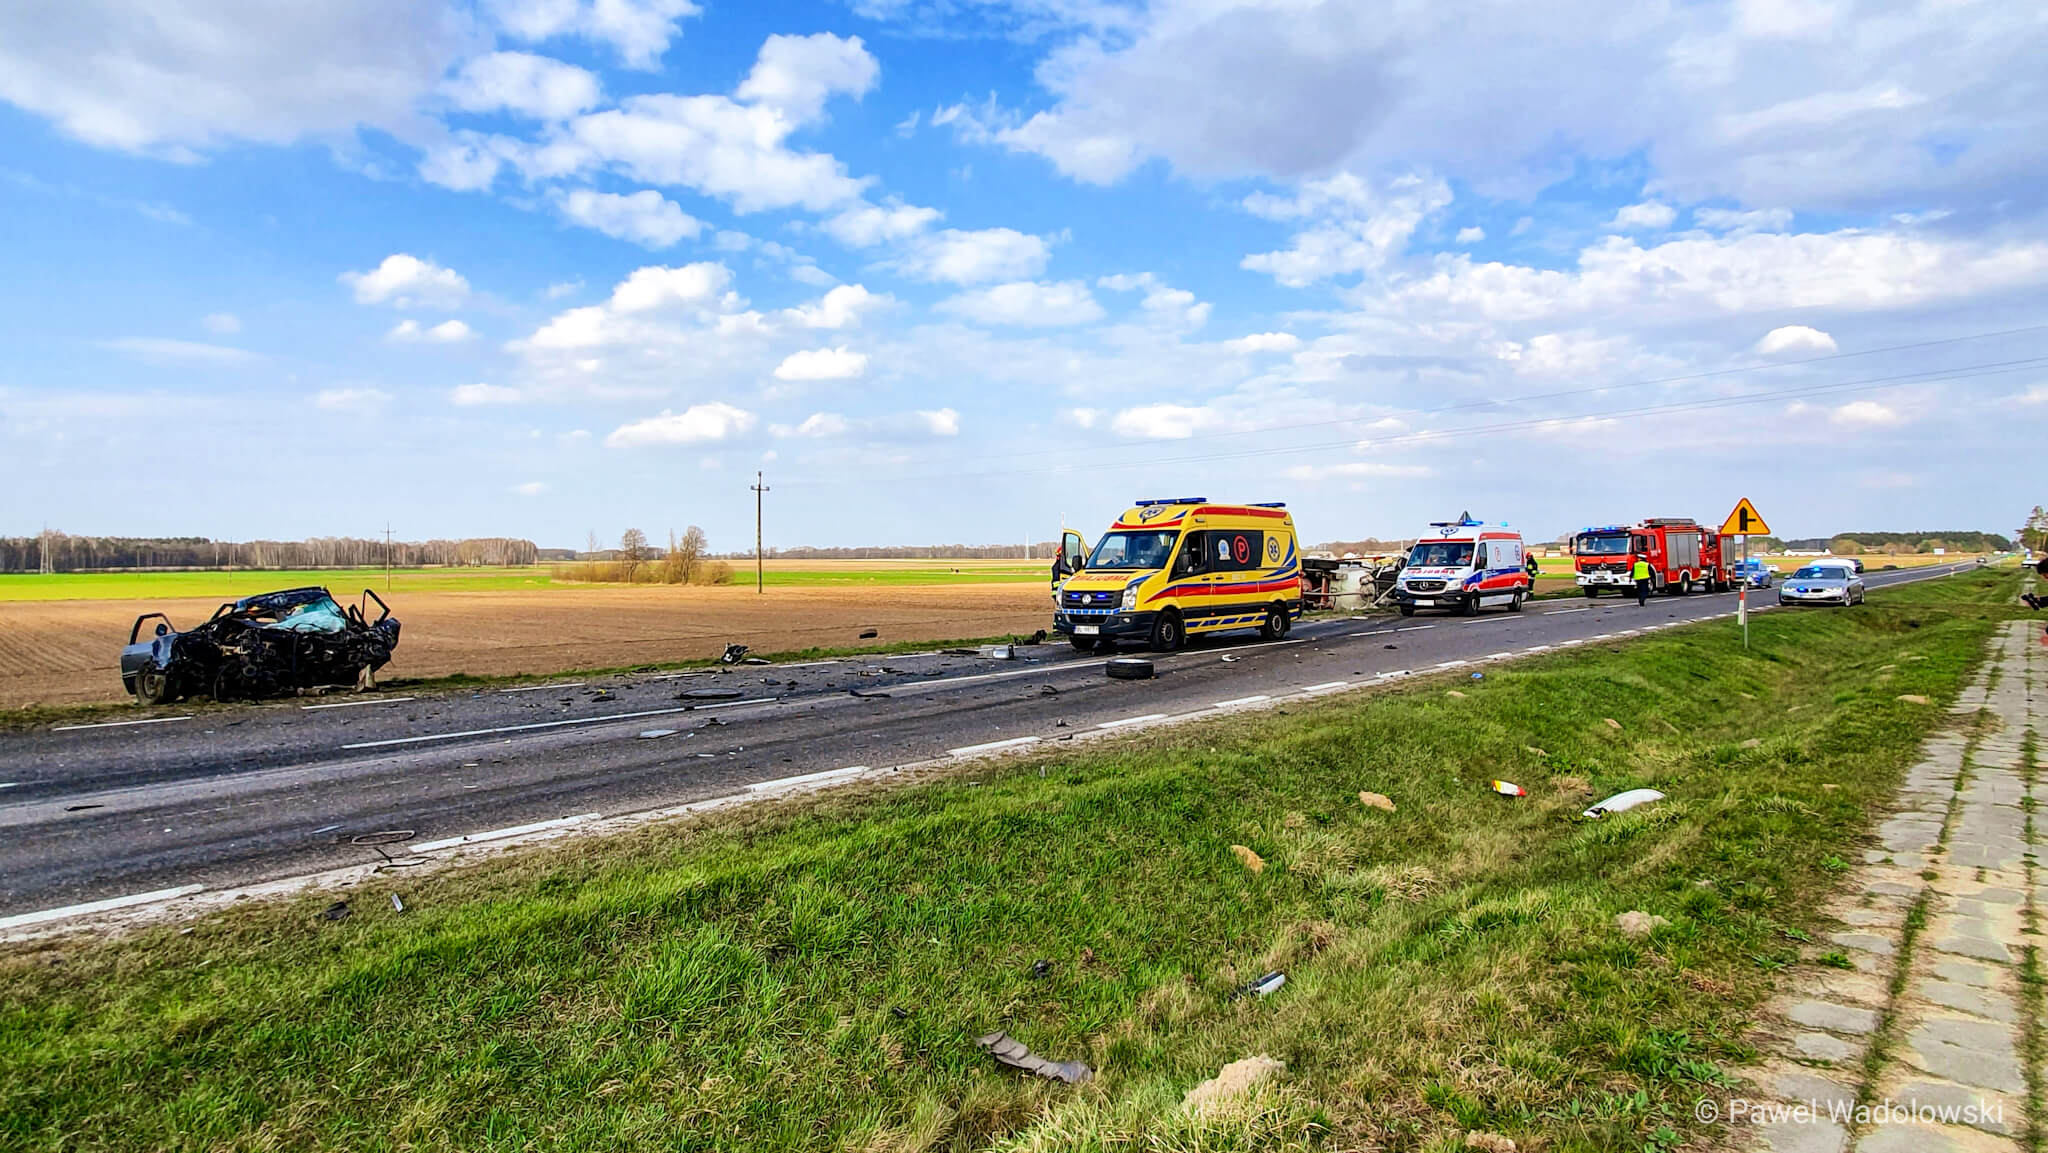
[751,472,770,594]
[384,523,393,592]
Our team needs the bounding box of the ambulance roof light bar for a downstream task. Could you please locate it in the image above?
[1135,496,1209,506]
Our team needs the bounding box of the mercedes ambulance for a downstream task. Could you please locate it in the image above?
[1053,498,1301,652]
[1391,517,1532,616]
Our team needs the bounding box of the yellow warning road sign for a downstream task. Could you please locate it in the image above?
[1720,498,1770,536]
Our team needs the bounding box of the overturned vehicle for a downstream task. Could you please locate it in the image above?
[120,587,401,704]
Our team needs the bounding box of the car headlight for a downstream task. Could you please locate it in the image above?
[1121,585,1139,610]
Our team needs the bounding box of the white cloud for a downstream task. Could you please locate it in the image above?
[1109,403,1227,439]
[555,187,701,248]
[822,199,942,247]
[544,280,584,300]
[1242,172,1450,287]
[784,284,889,329]
[0,0,473,157]
[202,312,240,335]
[1610,201,1677,231]
[1755,324,1838,356]
[1282,461,1433,480]
[485,0,700,70]
[417,131,513,191]
[512,480,549,495]
[608,262,731,312]
[452,382,524,406]
[1829,400,1904,426]
[774,347,868,381]
[1455,226,1484,244]
[313,387,391,413]
[1098,272,1209,329]
[106,338,257,365]
[783,411,852,438]
[606,401,756,447]
[2014,385,2048,406]
[1694,206,1794,234]
[774,407,959,440]
[893,228,1050,284]
[390,318,474,343]
[733,32,878,123]
[918,408,961,436]
[1224,332,1301,354]
[444,52,601,121]
[936,280,1104,327]
[342,254,470,308]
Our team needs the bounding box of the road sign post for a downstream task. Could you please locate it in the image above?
[1721,500,1770,651]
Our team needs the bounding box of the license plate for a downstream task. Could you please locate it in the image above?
[1073,624,1100,635]
[1412,599,1435,607]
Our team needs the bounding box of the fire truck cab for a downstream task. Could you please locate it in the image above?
[1574,518,1728,597]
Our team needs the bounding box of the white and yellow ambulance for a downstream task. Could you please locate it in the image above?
[1053,498,1301,652]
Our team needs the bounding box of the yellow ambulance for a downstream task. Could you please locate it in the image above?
[1053,498,1301,651]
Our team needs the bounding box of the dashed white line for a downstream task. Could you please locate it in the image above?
[301,696,416,711]
[0,884,204,931]
[948,736,1040,756]
[1544,607,1590,615]
[50,716,194,733]
[747,766,869,792]
[1097,713,1170,729]
[0,782,18,789]
[1397,625,1437,632]
[499,682,584,694]
[341,704,710,750]
[1590,634,1615,641]
[1212,695,1272,709]
[1435,660,1469,669]
[687,696,780,711]
[1300,681,1350,694]
[1483,652,1513,661]
[1523,645,1552,653]
[414,814,599,853]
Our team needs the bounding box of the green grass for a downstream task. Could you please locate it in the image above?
[0,571,2024,1152]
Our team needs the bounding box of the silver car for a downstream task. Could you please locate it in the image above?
[1778,563,1864,607]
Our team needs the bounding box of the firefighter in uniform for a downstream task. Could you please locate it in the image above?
[1632,555,1653,606]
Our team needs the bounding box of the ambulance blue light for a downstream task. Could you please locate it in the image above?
[1135,496,1209,506]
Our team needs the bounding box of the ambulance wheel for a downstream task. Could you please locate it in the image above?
[1458,597,1478,617]
[1399,604,1416,617]
[1258,603,1290,640]
[1509,591,1525,612]
[1148,610,1184,653]
[1070,636,1098,652]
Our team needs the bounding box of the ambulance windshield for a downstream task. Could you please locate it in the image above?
[1574,533,1631,556]
[1408,541,1474,568]
[1089,530,1180,570]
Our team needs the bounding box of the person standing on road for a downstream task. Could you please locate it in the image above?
[1632,555,1653,606]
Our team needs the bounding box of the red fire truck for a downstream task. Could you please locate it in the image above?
[1573,518,1729,597]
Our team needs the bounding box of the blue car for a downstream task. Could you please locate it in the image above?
[1732,559,1776,588]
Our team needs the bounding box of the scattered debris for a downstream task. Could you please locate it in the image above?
[1470,671,1484,680]
[1106,657,1156,681]
[1614,910,1670,938]
[1183,1054,1286,1114]
[389,893,405,912]
[975,1031,1092,1084]
[1603,717,1623,730]
[319,900,351,922]
[637,728,678,739]
[589,690,616,702]
[1490,780,1527,797]
[1358,791,1396,812]
[1220,655,1240,663]
[859,629,880,640]
[1463,1132,1518,1153]
[1896,694,1932,705]
[312,823,343,834]
[1231,844,1266,873]
[979,644,1015,659]
[120,586,401,704]
[679,688,743,701]
[1228,971,1287,1001]
[1583,788,1665,818]
[1038,685,1059,696]
[718,644,750,665]
[743,657,770,665]
[1384,644,1398,650]
[1029,959,1053,979]
[848,689,891,700]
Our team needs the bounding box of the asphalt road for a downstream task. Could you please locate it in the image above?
[0,563,1978,920]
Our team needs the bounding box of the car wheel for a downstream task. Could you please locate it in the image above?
[1258,603,1290,640]
[1399,604,1416,617]
[1105,657,1155,680]
[1459,596,1478,616]
[1509,591,1525,612]
[1070,636,1098,652]
[1583,587,1598,598]
[1148,610,1184,653]
[133,667,176,705]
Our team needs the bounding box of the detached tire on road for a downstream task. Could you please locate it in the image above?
[1105,657,1155,681]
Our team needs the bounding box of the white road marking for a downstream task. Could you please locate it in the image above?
[1590,634,1614,641]
[1435,660,1469,669]
[948,736,1040,756]
[415,813,600,853]
[301,696,416,711]
[0,782,17,789]
[687,696,779,711]
[499,682,584,694]
[1300,681,1350,694]
[1544,607,1590,615]
[1376,669,1412,679]
[1212,695,1272,709]
[1397,625,1436,632]
[1523,645,1552,653]
[747,766,869,792]
[341,704,714,750]
[1097,713,1170,729]
[1484,652,1513,661]
[50,715,193,733]
[1557,638,1586,647]
[0,883,205,931]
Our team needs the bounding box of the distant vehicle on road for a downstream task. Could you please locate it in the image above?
[1573,518,1729,597]
[1732,559,1776,588]
[1053,498,1300,652]
[1778,563,1864,607]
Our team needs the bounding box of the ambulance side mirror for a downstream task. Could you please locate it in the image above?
[1061,530,1086,572]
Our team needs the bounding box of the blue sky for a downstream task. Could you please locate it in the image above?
[3,0,2046,552]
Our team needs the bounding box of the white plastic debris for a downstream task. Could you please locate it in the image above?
[1583,788,1666,818]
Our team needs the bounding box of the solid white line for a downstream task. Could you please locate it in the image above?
[687,696,779,711]
[499,682,584,694]
[1590,633,1614,641]
[1557,638,1586,647]
[0,883,204,931]
[747,766,869,792]
[1300,681,1350,693]
[1397,625,1436,632]
[341,705,696,750]
[1544,607,1590,615]
[0,782,17,789]
[948,736,1040,756]
[1212,694,1272,708]
[301,696,415,711]
[1523,645,1552,653]
[1484,652,1513,661]
[1435,660,1469,669]
[50,715,193,733]
[1097,713,1170,729]
[415,813,600,853]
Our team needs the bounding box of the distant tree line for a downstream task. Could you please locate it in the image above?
[0,532,538,573]
[713,543,1062,560]
[563,527,731,585]
[1776,531,2012,554]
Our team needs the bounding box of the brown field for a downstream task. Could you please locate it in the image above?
[0,583,1052,710]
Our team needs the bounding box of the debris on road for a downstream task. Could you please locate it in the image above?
[1614,910,1670,938]
[637,729,678,739]
[1231,844,1266,873]
[679,688,743,701]
[1183,1054,1285,1114]
[1358,791,1396,812]
[319,901,351,922]
[979,644,1014,659]
[1228,971,1286,1000]
[1582,788,1664,818]
[1490,780,1527,797]
[975,1031,1092,1084]
[718,644,750,665]
[1105,657,1155,681]
[1220,655,1240,663]
[848,689,891,699]
[120,586,401,704]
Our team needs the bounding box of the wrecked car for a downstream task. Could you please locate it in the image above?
[120,587,401,704]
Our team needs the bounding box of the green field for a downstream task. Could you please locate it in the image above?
[0,569,2019,1151]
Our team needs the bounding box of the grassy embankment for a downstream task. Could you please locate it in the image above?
[0,570,2023,1152]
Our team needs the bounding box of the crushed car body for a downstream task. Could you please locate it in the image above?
[120,587,401,703]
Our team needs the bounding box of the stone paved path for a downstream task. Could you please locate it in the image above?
[1746,618,2043,1153]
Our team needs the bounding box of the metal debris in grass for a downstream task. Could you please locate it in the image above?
[1228,971,1286,1001]
[1582,788,1664,818]
[975,1031,1091,1084]
[319,901,351,922]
